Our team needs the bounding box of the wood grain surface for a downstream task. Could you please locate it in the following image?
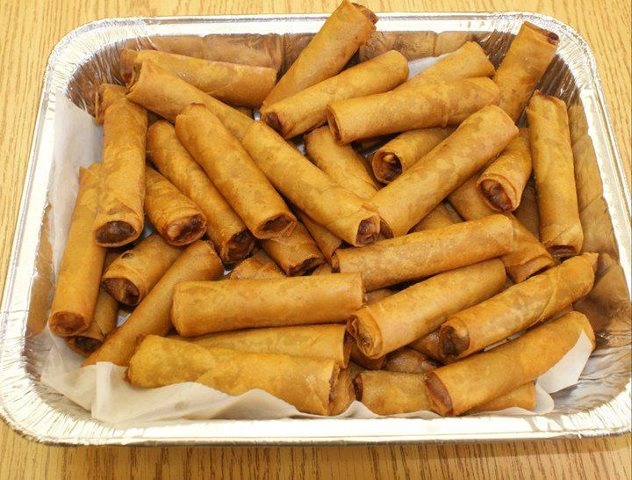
[0,1,629,479]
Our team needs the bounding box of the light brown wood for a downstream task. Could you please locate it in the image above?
[0,1,629,479]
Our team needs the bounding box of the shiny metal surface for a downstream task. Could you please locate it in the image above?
[0,12,629,445]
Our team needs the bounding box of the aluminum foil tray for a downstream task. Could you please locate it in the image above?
[0,12,630,445]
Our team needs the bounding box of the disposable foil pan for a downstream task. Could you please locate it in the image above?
[0,12,630,445]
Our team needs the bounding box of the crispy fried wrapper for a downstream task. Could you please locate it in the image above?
[241,122,380,246]
[411,202,461,232]
[228,250,284,280]
[263,0,377,105]
[513,179,540,238]
[174,324,351,368]
[371,105,517,237]
[350,343,386,370]
[527,92,583,257]
[327,77,500,145]
[83,241,223,367]
[262,50,408,138]
[93,97,147,247]
[172,273,365,336]
[439,253,597,360]
[49,164,106,337]
[144,167,208,246]
[262,221,325,276]
[147,120,254,263]
[101,233,182,306]
[296,209,343,262]
[426,311,595,416]
[348,259,506,358]
[120,49,276,108]
[409,330,449,364]
[494,22,559,121]
[127,336,341,415]
[94,83,126,125]
[175,104,296,240]
[477,128,532,212]
[383,348,440,374]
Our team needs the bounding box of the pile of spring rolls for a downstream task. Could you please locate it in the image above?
[48,0,602,417]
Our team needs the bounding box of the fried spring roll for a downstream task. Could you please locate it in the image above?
[101,233,182,306]
[176,324,351,367]
[147,121,254,262]
[262,50,408,138]
[263,0,377,105]
[408,330,447,363]
[49,165,106,337]
[426,311,595,416]
[228,250,284,280]
[93,97,147,247]
[127,336,340,415]
[175,104,296,239]
[513,180,540,239]
[144,167,208,246]
[467,382,536,414]
[448,175,555,283]
[296,209,343,262]
[126,60,253,139]
[350,343,386,370]
[330,368,356,415]
[526,92,583,256]
[332,214,513,292]
[327,77,500,144]
[494,22,559,121]
[365,288,395,304]
[410,203,460,232]
[371,128,452,183]
[383,348,439,374]
[173,273,365,336]
[349,259,506,358]
[83,241,223,367]
[400,41,495,89]
[262,221,325,276]
[241,122,380,246]
[312,263,333,276]
[476,129,532,212]
[439,253,597,360]
[120,49,276,108]
[304,126,379,200]
[94,83,126,124]
[66,252,119,356]
[371,105,518,237]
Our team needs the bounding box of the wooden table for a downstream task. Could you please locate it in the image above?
[0,1,629,478]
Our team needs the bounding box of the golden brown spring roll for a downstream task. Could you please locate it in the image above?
[371,128,452,184]
[312,263,333,276]
[66,252,119,356]
[383,348,439,374]
[365,288,395,304]
[201,34,284,71]
[241,122,380,246]
[408,330,446,363]
[348,259,506,358]
[49,164,106,337]
[228,250,284,280]
[304,126,379,200]
[513,180,541,239]
[175,104,296,239]
[476,129,532,212]
[147,120,254,263]
[101,233,182,306]
[144,167,208,246]
[176,324,351,367]
[350,343,386,370]
[527,92,583,256]
[126,60,253,139]
[371,105,518,237]
[330,368,356,415]
[172,273,365,336]
[410,203,460,232]
[93,97,147,247]
[127,336,340,415]
[263,0,377,105]
[296,209,343,262]
[261,221,325,275]
[333,214,513,291]
[439,253,597,360]
[327,77,500,144]
[358,31,435,61]
[448,175,555,283]
[426,311,595,416]
[120,49,276,108]
[262,50,408,138]
[94,83,126,124]
[467,382,536,414]
[401,41,495,89]
[83,240,223,367]
[494,22,559,121]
